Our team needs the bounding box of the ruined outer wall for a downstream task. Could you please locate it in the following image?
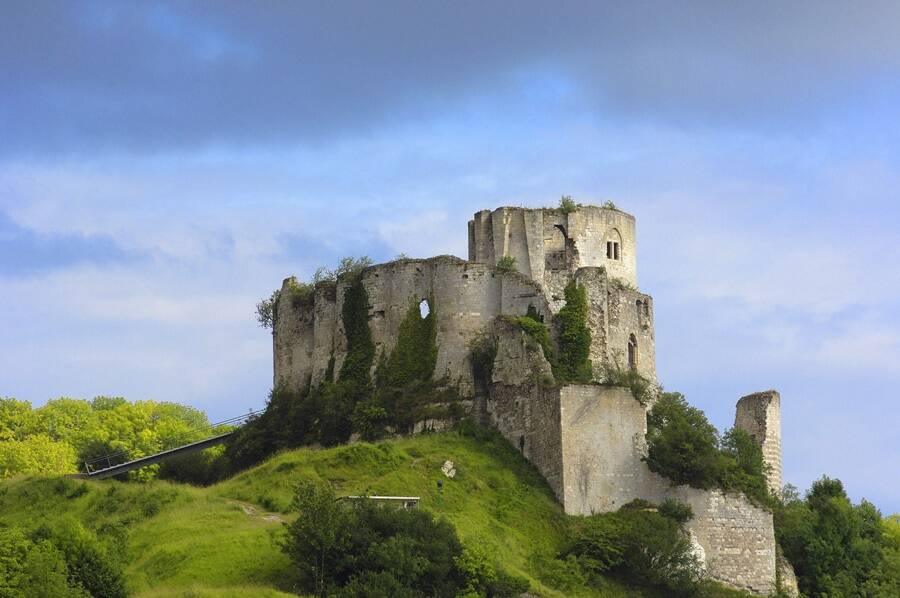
[273,256,553,396]
[735,391,783,496]
[556,385,776,594]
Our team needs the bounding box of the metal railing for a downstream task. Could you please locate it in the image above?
[82,409,262,475]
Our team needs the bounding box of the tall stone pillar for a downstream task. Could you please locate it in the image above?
[734,390,783,496]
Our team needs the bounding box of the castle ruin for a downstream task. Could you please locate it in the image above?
[273,203,789,595]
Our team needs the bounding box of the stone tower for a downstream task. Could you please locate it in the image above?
[468,205,655,382]
[734,390,783,496]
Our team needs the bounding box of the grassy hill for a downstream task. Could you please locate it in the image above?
[0,430,748,597]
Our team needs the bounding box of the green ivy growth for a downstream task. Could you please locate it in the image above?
[555,281,593,383]
[376,299,437,389]
[337,277,375,387]
[373,298,459,434]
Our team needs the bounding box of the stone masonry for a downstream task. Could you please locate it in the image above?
[272,203,785,595]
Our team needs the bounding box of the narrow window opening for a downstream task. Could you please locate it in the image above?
[419,299,430,319]
[627,334,638,371]
[606,241,613,259]
[518,435,525,452]
[614,242,620,260]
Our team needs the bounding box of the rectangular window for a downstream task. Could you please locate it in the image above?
[614,242,620,260]
[607,241,613,259]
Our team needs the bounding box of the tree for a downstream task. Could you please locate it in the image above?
[644,392,720,488]
[0,435,78,478]
[282,480,354,596]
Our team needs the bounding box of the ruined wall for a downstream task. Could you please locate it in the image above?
[273,256,552,396]
[487,321,564,497]
[468,205,638,296]
[735,391,783,496]
[555,385,776,594]
[575,267,656,383]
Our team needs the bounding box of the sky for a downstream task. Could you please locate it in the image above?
[1,1,899,512]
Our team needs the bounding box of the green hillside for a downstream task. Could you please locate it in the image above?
[0,431,600,596]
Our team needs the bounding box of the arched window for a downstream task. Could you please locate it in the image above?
[627,334,638,371]
[605,228,623,261]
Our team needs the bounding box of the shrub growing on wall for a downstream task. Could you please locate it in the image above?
[495,255,517,272]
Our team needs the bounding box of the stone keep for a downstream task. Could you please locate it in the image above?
[272,203,786,595]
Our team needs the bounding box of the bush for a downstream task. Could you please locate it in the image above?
[659,498,694,524]
[282,479,465,597]
[31,519,127,598]
[496,255,517,272]
[455,545,529,597]
[559,195,578,214]
[565,509,703,596]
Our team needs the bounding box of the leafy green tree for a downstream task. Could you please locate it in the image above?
[0,398,34,441]
[0,526,84,598]
[776,476,898,597]
[282,479,355,596]
[645,392,720,489]
[565,509,703,596]
[282,478,466,597]
[0,435,78,478]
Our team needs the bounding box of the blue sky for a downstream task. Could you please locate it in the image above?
[1,1,898,512]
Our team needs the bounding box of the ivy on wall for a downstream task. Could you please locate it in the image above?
[555,281,593,383]
[337,277,375,387]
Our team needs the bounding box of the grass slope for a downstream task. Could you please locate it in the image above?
[0,430,750,597]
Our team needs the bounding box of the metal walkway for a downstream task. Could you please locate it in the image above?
[75,410,260,480]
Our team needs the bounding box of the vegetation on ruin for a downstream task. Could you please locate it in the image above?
[495,254,517,272]
[503,313,556,368]
[600,200,618,211]
[255,256,373,330]
[467,329,497,388]
[229,290,460,469]
[610,277,637,291]
[558,195,578,214]
[554,281,593,383]
[600,364,655,404]
[644,392,774,507]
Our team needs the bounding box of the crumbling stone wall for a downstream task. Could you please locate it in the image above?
[487,320,564,495]
[555,385,775,593]
[735,390,783,496]
[575,267,656,383]
[273,256,552,396]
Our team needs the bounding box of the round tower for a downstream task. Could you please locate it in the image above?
[734,390,783,497]
[467,203,638,290]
